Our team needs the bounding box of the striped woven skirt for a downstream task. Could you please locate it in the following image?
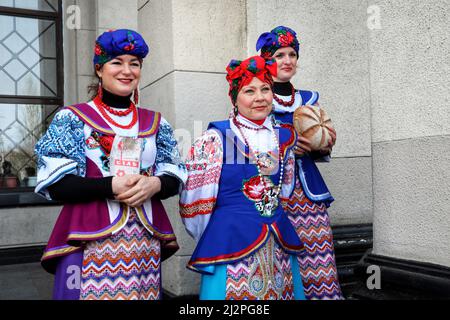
[283,177,344,300]
[79,209,161,300]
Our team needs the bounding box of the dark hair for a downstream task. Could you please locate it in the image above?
[87,72,101,101]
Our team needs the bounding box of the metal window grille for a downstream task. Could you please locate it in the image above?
[0,0,63,206]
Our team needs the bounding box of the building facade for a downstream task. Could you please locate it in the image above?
[0,0,449,299]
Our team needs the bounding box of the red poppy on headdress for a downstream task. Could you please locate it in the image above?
[94,43,103,56]
[124,44,135,51]
[279,32,294,47]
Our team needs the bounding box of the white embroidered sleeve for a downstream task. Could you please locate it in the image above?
[179,129,223,242]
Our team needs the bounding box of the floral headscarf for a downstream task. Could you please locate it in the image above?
[256,26,299,59]
[93,29,149,68]
[226,55,277,105]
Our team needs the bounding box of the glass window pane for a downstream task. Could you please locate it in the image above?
[0,103,58,190]
[0,0,58,12]
[0,14,57,96]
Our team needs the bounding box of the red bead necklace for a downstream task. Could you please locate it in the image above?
[273,83,296,107]
[93,95,138,129]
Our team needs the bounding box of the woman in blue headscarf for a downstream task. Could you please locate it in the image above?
[35,29,187,300]
[256,26,343,300]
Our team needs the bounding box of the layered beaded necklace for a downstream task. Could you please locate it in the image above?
[234,116,284,217]
[93,95,138,129]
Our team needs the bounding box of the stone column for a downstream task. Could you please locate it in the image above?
[138,0,247,296]
[64,0,97,104]
[97,0,138,33]
[64,0,139,105]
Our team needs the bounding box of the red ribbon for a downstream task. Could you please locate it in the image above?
[226,56,278,95]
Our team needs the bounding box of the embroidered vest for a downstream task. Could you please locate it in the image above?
[187,120,303,274]
[41,103,178,274]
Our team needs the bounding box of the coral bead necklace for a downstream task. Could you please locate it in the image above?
[94,95,138,129]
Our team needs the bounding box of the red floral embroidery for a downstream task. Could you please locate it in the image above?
[242,176,265,201]
[85,136,99,149]
[279,32,294,47]
[124,44,135,51]
[98,135,114,155]
[95,44,103,56]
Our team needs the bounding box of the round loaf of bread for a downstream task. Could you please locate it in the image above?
[293,105,334,151]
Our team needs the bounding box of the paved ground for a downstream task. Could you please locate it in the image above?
[0,263,355,300]
[0,263,53,300]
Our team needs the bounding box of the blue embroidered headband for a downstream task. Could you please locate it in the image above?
[256,25,300,58]
[93,29,149,68]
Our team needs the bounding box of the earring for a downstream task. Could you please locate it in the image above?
[97,79,103,100]
[133,88,139,106]
[233,105,238,116]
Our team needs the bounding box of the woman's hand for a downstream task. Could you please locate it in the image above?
[114,175,162,208]
[294,136,312,156]
[112,174,141,195]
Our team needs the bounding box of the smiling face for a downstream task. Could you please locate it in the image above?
[272,47,298,82]
[236,77,273,121]
[96,54,142,96]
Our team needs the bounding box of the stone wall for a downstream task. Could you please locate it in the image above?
[2,0,448,299]
[138,0,247,297]
[368,0,450,267]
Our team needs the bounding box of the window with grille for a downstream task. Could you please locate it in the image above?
[0,0,63,206]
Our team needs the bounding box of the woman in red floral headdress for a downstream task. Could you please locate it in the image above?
[180,55,306,300]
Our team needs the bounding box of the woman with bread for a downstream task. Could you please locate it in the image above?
[256,26,343,300]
